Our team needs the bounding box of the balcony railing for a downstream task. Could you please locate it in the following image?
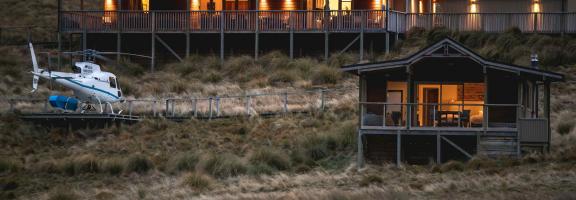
[59,10,576,33]
[360,102,522,130]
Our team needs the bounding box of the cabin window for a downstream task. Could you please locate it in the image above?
[109,77,117,88]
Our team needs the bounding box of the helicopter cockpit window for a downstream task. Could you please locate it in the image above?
[109,77,117,88]
[73,66,82,73]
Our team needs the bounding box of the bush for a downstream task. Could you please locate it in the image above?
[249,148,291,171]
[311,66,341,85]
[74,155,100,174]
[183,173,213,191]
[47,190,79,200]
[202,153,247,178]
[359,174,384,187]
[169,152,200,173]
[556,120,575,135]
[439,160,465,172]
[102,158,124,176]
[465,157,497,170]
[125,154,154,174]
[269,70,299,85]
[0,159,21,174]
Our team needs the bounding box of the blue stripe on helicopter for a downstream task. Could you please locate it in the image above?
[52,75,120,99]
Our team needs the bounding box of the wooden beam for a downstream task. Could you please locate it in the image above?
[544,81,551,152]
[441,136,473,159]
[155,35,183,62]
[357,130,364,169]
[396,130,401,166]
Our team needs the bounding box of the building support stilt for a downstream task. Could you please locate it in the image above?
[396,130,402,166]
[150,12,156,72]
[359,32,364,61]
[436,133,441,164]
[544,81,551,152]
[186,33,190,58]
[117,33,121,62]
[290,31,294,59]
[186,0,190,58]
[386,32,390,54]
[82,31,87,61]
[220,12,225,65]
[324,32,329,61]
[255,32,259,60]
[357,130,364,169]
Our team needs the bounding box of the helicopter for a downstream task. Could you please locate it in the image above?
[29,43,125,114]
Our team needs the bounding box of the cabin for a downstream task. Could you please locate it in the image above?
[56,0,576,69]
[341,38,564,165]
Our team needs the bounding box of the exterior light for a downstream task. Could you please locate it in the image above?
[142,0,149,11]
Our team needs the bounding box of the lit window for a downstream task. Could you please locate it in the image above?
[532,0,541,13]
[142,0,149,11]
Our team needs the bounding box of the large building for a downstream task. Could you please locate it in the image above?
[57,0,575,69]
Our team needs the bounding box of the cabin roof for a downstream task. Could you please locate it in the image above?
[341,38,564,81]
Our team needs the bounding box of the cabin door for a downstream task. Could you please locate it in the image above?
[423,88,439,126]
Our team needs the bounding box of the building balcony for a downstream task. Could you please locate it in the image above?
[59,10,576,34]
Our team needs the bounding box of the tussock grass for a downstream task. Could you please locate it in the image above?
[125,154,154,174]
[102,158,124,176]
[183,172,213,191]
[359,174,384,187]
[168,152,201,173]
[249,147,291,172]
[0,158,21,174]
[202,153,248,178]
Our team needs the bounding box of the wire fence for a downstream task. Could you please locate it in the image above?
[1,87,358,119]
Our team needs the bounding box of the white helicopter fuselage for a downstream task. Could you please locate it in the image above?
[29,43,124,111]
[32,64,123,104]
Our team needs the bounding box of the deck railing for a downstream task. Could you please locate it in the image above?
[360,102,522,130]
[60,10,576,33]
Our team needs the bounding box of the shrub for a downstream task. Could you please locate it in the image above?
[202,153,247,178]
[248,163,275,175]
[102,158,124,176]
[74,155,100,174]
[183,173,213,191]
[359,174,384,187]
[439,160,465,172]
[311,66,341,85]
[249,148,291,171]
[125,154,154,174]
[269,70,299,84]
[47,190,79,200]
[465,157,497,170]
[0,159,21,174]
[169,152,200,173]
[556,120,575,135]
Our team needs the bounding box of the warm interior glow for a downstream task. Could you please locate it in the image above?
[410,0,416,13]
[418,0,424,14]
[259,0,269,10]
[532,0,541,13]
[417,83,485,127]
[469,0,478,13]
[103,0,116,23]
[283,0,296,10]
[141,0,149,11]
[190,0,200,10]
[373,0,386,10]
[432,0,437,13]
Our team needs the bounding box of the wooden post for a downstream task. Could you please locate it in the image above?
[357,130,364,169]
[544,81,551,152]
[255,0,259,60]
[220,11,225,65]
[245,95,251,116]
[324,1,330,62]
[406,66,413,129]
[283,92,289,113]
[289,11,294,59]
[320,89,325,111]
[396,130,401,166]
[483,66,488,131]
[117,0,122,62]
[385,0,390,54]
[215,96,220,117]
[57,0,62,69]
[436,133,441,164]
[360,11,364,62]
[151,12,156,72]
[186,0,191,58]
[208,97,213,120]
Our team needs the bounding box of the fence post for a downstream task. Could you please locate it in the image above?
[43,99,48,112]
[153,100,157,117]
[320,89,326,111]
[245,95,251,116]
[165,99,170,117]
[9,100,14,113]
[193,98,198,118]
[171,100,175,117]
[208,97,213,120]
[215,96,220,117]
[283,92,288,113]
[128,100,133,116]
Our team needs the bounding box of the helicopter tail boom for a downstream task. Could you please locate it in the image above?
[29,43,40,93]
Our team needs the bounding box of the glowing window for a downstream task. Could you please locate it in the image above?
[142,0,149,11]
